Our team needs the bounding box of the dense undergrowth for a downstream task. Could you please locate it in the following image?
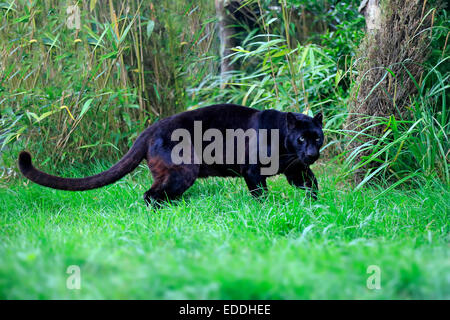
[1,0,447,187]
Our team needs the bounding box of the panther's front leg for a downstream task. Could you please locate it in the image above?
[244,165,268,198]
[284,166,318,200]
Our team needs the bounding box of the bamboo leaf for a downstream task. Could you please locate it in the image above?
[79,99,94,119]
[90,0,98,12]
[147,20,155,39]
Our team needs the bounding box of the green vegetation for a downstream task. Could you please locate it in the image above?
[1,165,449,299]
[0,0,449,299]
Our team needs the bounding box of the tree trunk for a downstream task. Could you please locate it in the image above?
[347,0,432,181]
[215,0,234,87]
[358,0,381,31]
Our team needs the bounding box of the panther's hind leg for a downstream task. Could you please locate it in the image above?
[144,159,199,206]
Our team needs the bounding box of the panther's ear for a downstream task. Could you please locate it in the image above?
[313,112,323,126]
[286,112,298,130]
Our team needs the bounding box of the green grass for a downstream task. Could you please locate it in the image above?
[0,163,449,299]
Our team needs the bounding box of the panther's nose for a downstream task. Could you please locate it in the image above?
[305,152,319,164]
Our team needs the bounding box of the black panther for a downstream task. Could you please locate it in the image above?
[18,104,324,205]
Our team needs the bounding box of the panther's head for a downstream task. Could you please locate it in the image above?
[285,112,324,166]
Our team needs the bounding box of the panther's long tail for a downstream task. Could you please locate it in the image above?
[18,133,148,191]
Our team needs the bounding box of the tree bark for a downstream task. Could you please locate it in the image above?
[215,0,234,87]
[347,0,432,181]
[359,0,381,31]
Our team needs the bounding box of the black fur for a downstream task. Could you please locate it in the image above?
[18,104,324,205]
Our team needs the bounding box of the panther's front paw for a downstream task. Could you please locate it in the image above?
[143,191,163,208]
[309,190,318,201]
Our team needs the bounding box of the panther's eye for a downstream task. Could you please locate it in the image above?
[298,136,305,142]
[316,138,320,142]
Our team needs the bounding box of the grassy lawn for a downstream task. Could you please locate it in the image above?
[0,163,448,299]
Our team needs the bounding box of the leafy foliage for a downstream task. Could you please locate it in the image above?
[0,0,448,186]
[1,0,215,166]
